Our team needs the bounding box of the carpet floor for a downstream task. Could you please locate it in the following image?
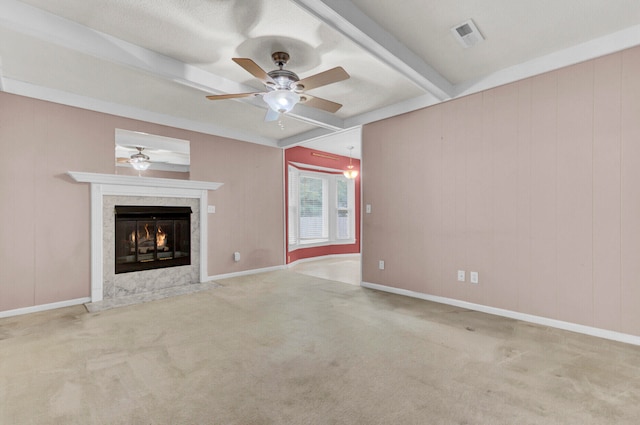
[1,269,640,424]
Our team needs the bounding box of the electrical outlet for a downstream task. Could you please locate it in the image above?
[366,204,372,214]
[379,260,385,270]
[470,271,479,284]
[457,270,465,282]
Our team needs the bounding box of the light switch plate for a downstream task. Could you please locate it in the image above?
[457,270,465,282]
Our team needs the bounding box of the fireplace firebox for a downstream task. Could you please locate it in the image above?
[115,205,191,274]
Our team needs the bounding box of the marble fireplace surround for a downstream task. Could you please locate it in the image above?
[104,195,199,300]
[68,172,223,303]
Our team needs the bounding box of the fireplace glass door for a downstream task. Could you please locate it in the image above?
[115,206,191,274]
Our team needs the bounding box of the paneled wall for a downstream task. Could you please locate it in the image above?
[0,92,284,313]
[362,46,640,336]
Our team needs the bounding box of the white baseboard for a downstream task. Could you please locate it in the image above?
[1,265,288,318]
[361,281,640,346]
[206,265,287,281]
[0,297,91,319]
[287,253,361,268]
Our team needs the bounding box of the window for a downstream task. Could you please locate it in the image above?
[288,165,355,249]
[299,175,328,241]
[336,179,351,240]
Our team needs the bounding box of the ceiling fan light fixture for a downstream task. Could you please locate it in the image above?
[263,89,300,113]
[129,147,151,171]
[131,159,151,171]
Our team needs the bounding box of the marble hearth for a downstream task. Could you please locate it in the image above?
[68,172,222,305]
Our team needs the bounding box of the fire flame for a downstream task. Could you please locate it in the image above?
[129,224,166,248]
[157,226,166,247]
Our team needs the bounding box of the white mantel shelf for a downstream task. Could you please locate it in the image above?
[67,171,223,191]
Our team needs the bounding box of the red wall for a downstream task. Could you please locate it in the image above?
[285,146,361,263]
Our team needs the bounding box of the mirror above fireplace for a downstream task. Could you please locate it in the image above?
[115,129,190,174]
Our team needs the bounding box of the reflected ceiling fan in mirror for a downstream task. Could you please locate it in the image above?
[206,52,350,121]
[116,146,152,171]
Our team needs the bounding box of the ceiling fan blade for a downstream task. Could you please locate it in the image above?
[232,58,275,85]
[206,92,262,100]
[300,95,343,113]
[264,108,280,122]
[296,67,350,91]
[116,157,130,163]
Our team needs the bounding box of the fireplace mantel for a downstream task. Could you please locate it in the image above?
[68,171,222,303]
[67,171,223,191]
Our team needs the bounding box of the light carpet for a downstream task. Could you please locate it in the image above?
[1,270,639,424]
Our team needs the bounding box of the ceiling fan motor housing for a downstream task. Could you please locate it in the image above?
[266,52,301,91]
[267,69,300,91]
[131,147,149,162]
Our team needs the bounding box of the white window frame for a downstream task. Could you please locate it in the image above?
[288,165,356,250]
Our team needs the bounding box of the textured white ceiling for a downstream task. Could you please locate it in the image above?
[351,0,640,84]
[2,0,640,156]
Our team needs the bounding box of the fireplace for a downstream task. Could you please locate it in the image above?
[67,171,223,303]
[115,205,191,273]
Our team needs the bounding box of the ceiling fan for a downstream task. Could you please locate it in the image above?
[206,52,350,121]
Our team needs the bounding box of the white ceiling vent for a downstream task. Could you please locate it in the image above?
[451,19,484,48]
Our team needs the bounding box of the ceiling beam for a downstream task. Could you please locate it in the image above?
[344,92,441,129]
[291,0,453,100]
[288,104,344,131]
[3,77,279,146]
[281,90,444,149]
[278,127,338,148]
[0,1,252,96]
[0,0,342,133]
[454,23,640,98]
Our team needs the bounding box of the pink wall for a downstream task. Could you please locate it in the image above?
[0,92,284,313]
[192,137,284,272]
[362,46,640,337]
[285,146,360,263]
